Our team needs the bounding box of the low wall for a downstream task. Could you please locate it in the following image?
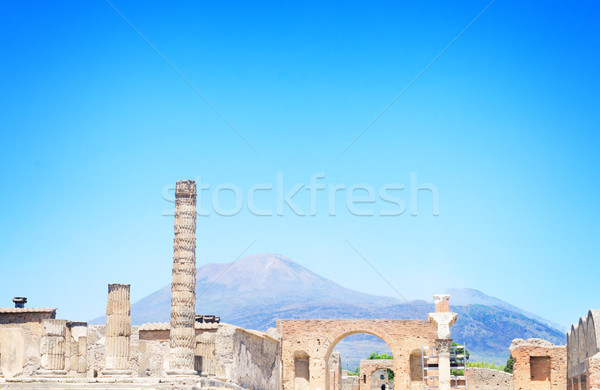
[466,367,512,390]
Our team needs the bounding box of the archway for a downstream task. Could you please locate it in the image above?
[277,319,437,390]
[330,333,394,390]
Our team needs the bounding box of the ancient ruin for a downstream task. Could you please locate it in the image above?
[37,319,68,376]
[169,180,198,375]
[103,283,132,376]
[509,338,566,390]
[0,179,595,390]
[566,310,600,389]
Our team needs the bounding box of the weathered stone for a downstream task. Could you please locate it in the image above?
[277,319,436,390]
[168,180,198,376]
[465,367,512,390]
[103,284,132,376]
[37,319,68,376]
[427,295,458,390]
[510,338,566,390]
[329,351,342,390]
[433,295,450,313]
[359,359,393,390]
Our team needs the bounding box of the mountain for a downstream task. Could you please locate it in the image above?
[447,287,565,332]
[90,253,566,365]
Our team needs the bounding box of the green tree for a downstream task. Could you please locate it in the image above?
[504,355,514,373]
[367,353,394,380]
[451,343,470,376]
[368,352,393,360]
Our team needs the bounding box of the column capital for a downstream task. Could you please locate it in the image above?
[428,312,458,339]
[436,338,453,353]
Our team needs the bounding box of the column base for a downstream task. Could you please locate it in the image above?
[166,368,199,376]
[35,369,67,376]
[101,369,133,376]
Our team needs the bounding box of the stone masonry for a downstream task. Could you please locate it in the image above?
[277,319,436,390]
[37,319,68,375]
[103,283,132,375]
[566,310,600,390]
[510,338,566,390]
[428,294,457,390]
[169,180,198,375]
[358,359,393,390]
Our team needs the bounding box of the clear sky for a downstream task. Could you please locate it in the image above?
[0,1,598,328]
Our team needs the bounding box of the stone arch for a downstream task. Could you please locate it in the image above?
[277,319,437,390]
[323,326,397,362]
[585,312,596,360]
[579,318,587,363]
[587,311,600,357]
[567,326,574,375]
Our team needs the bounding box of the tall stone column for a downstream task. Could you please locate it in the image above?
[103,283,132,376]
[168,180,198,375]
[429,294,458,390]
[38,319,68,376]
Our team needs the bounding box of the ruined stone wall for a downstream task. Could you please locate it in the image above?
[370,368,393,390]
[213,324,281,390]
[329,351,342,390]
[567,310,600,389]
[510,338,566,390]
[359,360,394,390]
[342,371,359,390]
[0,309,56,337]
[465,367,512,390]
[0,309,57,378]
[137,322,281,389]
[87,325,140,377]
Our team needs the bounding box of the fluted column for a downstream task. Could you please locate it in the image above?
[168,180,198,375]
[38,319,67,375]
[103,283,132,376]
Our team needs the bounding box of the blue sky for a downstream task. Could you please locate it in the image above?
[0,0,598,328]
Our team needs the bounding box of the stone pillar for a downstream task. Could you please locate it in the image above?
[429,294,458,390]
[168,180,198,375]
[38,319,68,375]
[436,339,452,390]
[103,283,132,375]
[67,322,88,376]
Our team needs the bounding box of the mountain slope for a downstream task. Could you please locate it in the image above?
[447,287,564,332]
[91,253,565,364]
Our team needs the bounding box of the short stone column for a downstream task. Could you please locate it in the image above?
[168,180,198,375]
[103,283,132,376]
[38,319,68,375]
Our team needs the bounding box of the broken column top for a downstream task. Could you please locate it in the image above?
[13,297,27,308]
[434,294,450,313]
[176,180,196,194]
[429,294,457,339]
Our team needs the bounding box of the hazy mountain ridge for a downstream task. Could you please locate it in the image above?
[91,253,565,363]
